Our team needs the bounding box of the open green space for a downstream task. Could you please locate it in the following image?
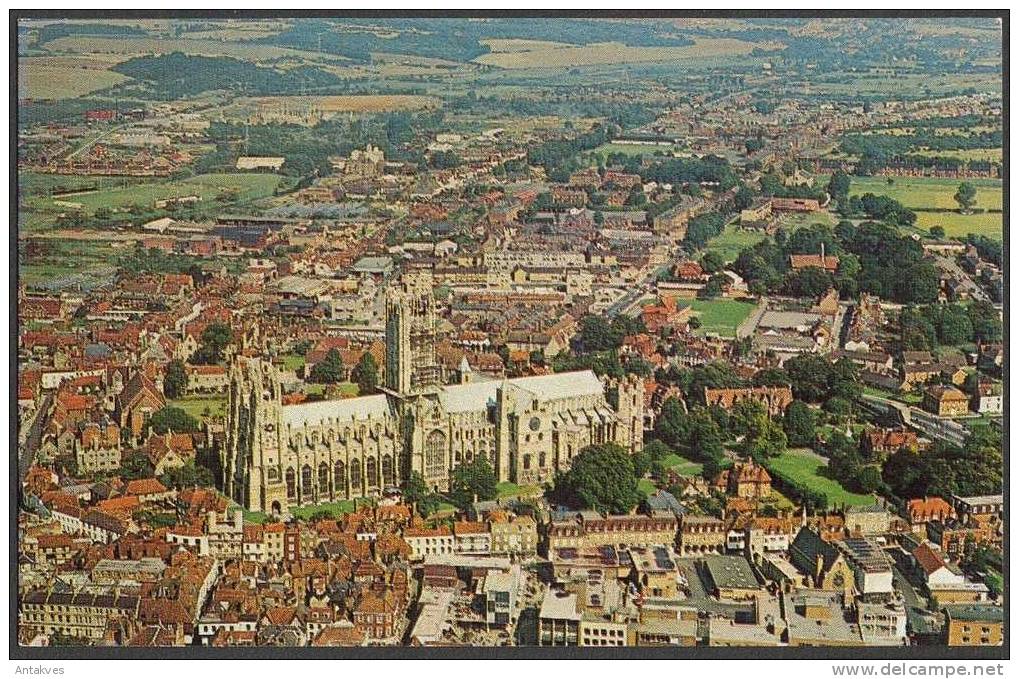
[766,448,875,508]
[496,481,543,499]
[19,238,120,286]
[848,176,1003,240]
[705,223,766,263]
[588,142,681,160]
[662,452,704,476]
[849,176,1001,211]
[168,396,228,419]
[279,353,306,373]
[20,172,291,234]
[686,299,758,338]
[637,478,658,497]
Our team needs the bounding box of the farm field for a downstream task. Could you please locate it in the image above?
[849,176,1002,211]
[473,38,777,69]
[19,57,131,99]
[168,396,228,419]
[687,299,758,337]
[705,223,766,263]
[239,94,441,114]
[766,448,875,508]
[40,36,336,64]
[848,176,1003,240]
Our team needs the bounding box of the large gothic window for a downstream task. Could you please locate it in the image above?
[350,458,362,491]
[382,455,394,487]
[334,461,346,494]
[318,463,330,496]
[366,457,378,487]
[301,465,313,497]
[285,468,296,500]
[425,430,446,478]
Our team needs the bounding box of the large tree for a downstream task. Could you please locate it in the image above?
[351,352,379,395]
[159,460,214,490]
[783,400,817,448]
[195,322,233,364]
[555,443,642,514]
[309,348,345,384]
[403,471,441,517]
[449,456,498,510]
[163,360,187,399]
[147,406,200,435]
[954,182,977,213]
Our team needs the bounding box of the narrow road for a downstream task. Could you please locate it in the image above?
[19,392,52,482]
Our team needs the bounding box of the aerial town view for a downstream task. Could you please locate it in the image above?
[14,15,1005,654]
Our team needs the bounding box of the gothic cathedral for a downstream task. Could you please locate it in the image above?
[222,272,644,515]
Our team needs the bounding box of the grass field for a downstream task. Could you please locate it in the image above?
[662,452,704,477]
[705,223,766,263]
[687,299,758,337]
[169,396,228,419]
[637,478,658,497]
[848,176,1003,240]
[776,210,837,232]
[473,37,776,68]
[849,176,1002,211]
[766,448,875,508]
[22,173,287,232]
[19,238,120,286]
[589,142,681,160]
[279,354,306,373]
[496,481,543,499]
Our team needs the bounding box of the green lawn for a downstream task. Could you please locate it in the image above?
[776,210,836,231]
[686,299,758,338]
[289,499,358,521]
[766,448,875,509]
[662,452,703,476]
[705,223,766,263]
[496,481,543,499]
[637,478,658,497]
[169,396,228,419]
[588,142,681,160]
[862,386,922,405]
[280,353,306,373]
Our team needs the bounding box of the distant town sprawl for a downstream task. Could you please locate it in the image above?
[16,17,1003,650]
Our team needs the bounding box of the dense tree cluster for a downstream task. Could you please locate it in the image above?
[147,406,201,436]
[112,53,342,99]
[882,426,1002,500]
[550,443,643,514]
[448,457,498,511]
